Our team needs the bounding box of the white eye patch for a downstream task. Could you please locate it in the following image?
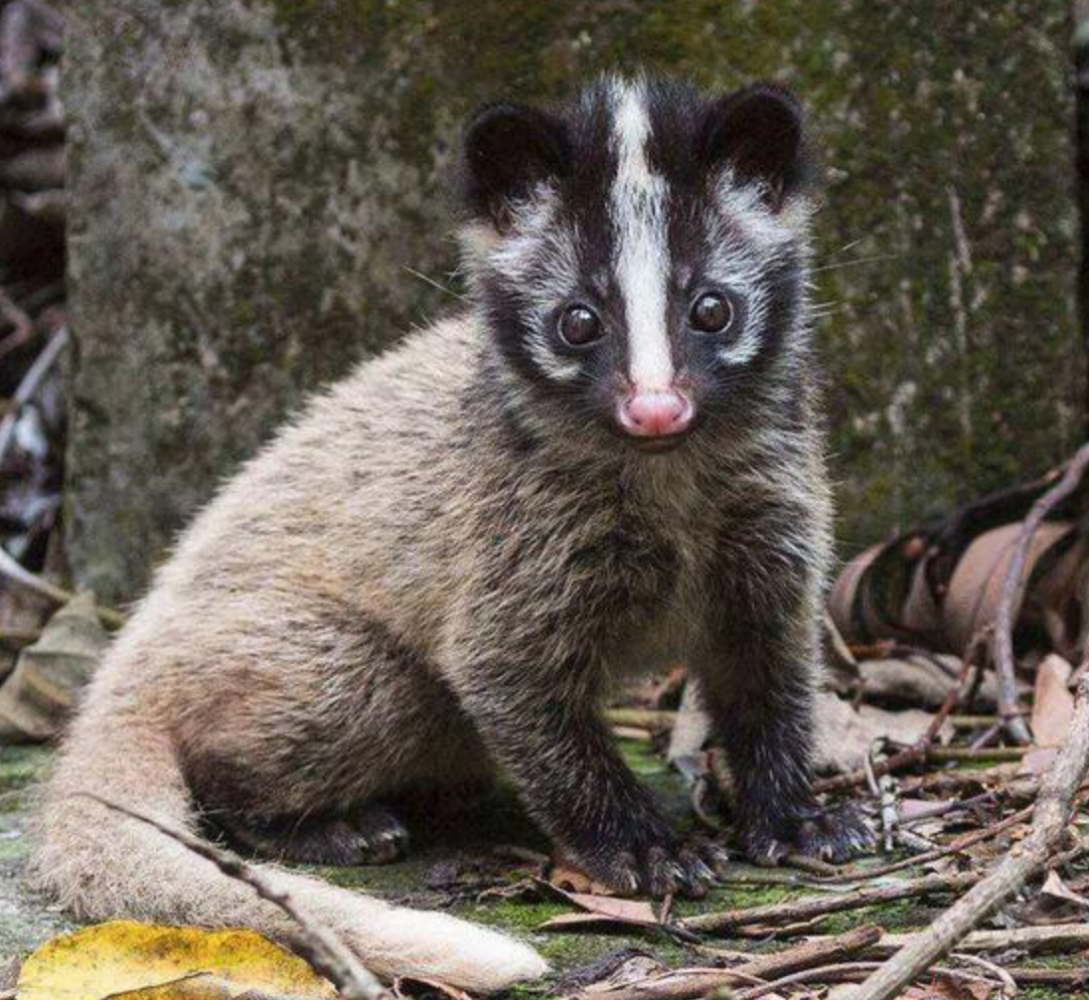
[699,205,784,369]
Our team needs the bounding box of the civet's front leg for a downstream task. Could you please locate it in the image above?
[694,543,873,863]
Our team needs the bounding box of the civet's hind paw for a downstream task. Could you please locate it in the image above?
[220,804,410,866]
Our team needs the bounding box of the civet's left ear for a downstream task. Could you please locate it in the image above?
[700,84,813,212]
[462,102,570,231]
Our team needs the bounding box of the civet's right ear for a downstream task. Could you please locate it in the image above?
[462,103,570,231]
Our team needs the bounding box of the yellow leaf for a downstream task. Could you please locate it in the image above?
[17,921,336,1000]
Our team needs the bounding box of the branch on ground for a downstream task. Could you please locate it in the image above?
[847,668,1089,1000]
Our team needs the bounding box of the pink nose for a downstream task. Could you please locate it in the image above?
[618,389,695,439]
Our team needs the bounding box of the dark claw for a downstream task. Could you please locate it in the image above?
[741,802,874,866]
[226,804,411,866]
[580,834,719,898]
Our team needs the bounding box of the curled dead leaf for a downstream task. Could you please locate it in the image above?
[0,591,107,742]
[548,857,617,897]
[535,878,659,932]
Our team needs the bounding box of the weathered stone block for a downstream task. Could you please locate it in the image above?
[66,0,1080,603]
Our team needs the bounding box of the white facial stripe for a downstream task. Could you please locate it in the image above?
[609,80,673,391]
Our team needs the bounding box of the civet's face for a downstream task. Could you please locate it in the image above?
[460,75,815,452]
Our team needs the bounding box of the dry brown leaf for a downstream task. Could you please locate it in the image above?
[0,592,108,742]
[1031,654,1075,747]
[893,977,995,1000]
[536,878,659,932]
[581,954,666,993]
[814,692,945,773]
[548,858,616,896]
[943,521,1070,654]
[563,893,659,926]
[857,654,997,710]
[1040,870,1089,910]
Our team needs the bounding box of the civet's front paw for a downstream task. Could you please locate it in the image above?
[740,802,875,866]
[575,823,729,898]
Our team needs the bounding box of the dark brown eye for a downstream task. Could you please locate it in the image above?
[690,292,734,334]
[559,304,603,347]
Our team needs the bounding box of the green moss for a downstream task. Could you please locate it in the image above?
[0,745,53,800]
[0,744,77,955]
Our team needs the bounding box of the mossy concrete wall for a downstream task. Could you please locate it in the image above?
[66,0,1081,603]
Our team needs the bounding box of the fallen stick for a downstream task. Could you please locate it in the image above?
[681,871,980,935]
[80,794,388,1000]
[731,961,1087,997]
[992,443,1089,744]
[847,671,1089,1000]
[926,746,1028,762]
[606,708,678,730]
[899,764,1032,799]
[870,921,1089,956]
[734,963,882,999]
[998,967,1089,987]
[950,714,1011,728]
[824,609,860,672]
[562,926,881,1000]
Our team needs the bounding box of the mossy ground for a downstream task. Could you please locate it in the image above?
[0,741,1077,998]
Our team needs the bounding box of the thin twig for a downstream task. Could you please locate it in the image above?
[681,871,980,935]
[79,794,389,1000]
[735,963,1026,999]
[871,922,1089,956]
[733,963,883,1000]
[950,954,1017,998]
[816,635,983,794]
[848,671,1089,1000]
[561,927,881,1000]
[0,322,66,464]
[824,610,859,673]
[0,328,113,632]
[819,804,1033,883]
[992,444,1089,744]
[926,746,1028,762]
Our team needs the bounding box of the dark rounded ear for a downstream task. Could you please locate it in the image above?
[462,102,569,230]
[700,84,813,212]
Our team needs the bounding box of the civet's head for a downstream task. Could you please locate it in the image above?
[459,75,816,452]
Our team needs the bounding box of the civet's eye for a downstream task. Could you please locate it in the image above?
[690,292,734,334]
[559,304,603,347]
